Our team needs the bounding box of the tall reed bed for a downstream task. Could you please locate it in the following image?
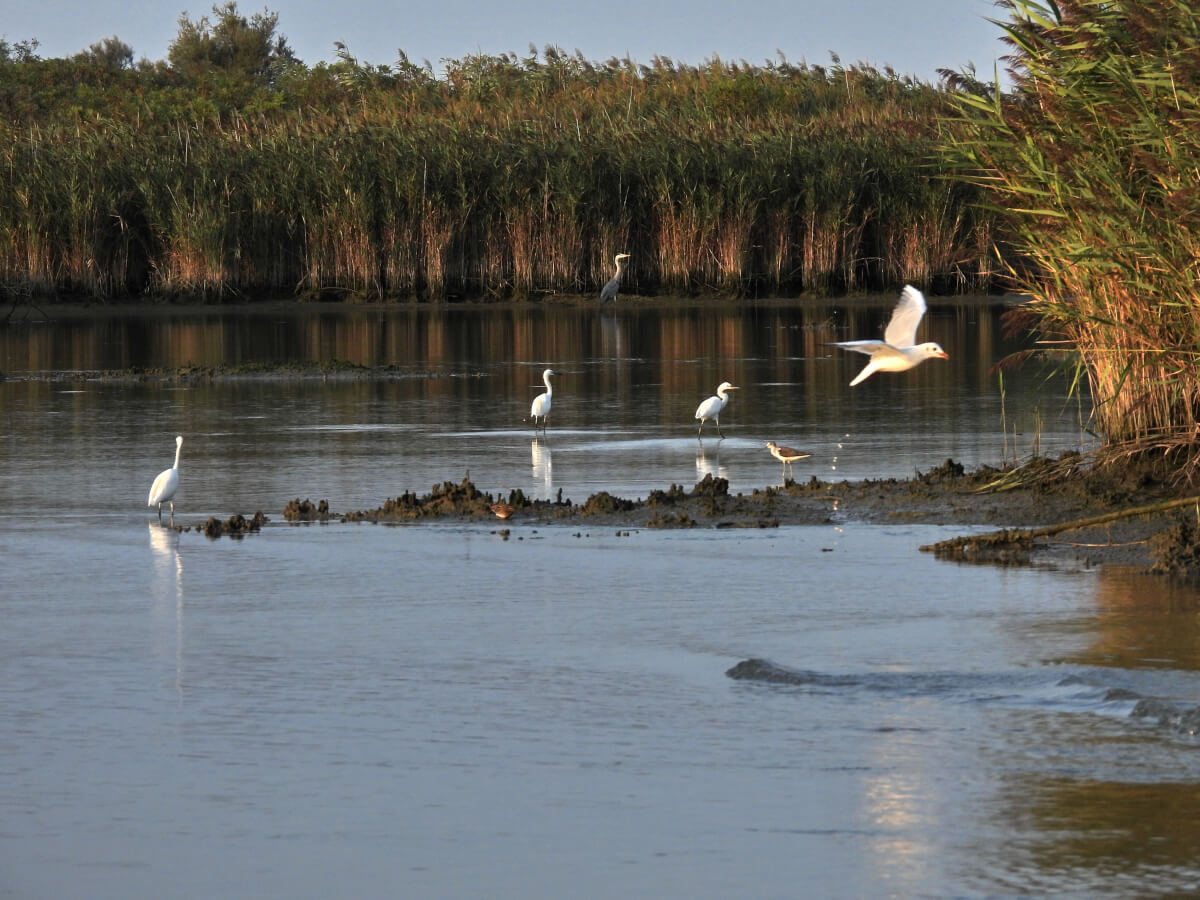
[0,50,997,301]
[945,0,1200,463]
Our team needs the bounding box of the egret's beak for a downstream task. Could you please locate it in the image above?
[936,351,949,359]
[727,385,740,390]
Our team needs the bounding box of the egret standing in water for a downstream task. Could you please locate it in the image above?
[530,368,556,433]
[695,381,739,438]
[830,284,949,386]
[599,253,631,302]
[148,435,183,522]
[766,441,812,480]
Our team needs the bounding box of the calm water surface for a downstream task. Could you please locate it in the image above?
[2,299,1198,898]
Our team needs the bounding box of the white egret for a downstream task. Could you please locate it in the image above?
[695,381,739,438]
[600,253,631,302]
[831,284,948,386]
[530,368,556,432]
[766,441,812,480]
[148,435,183,522]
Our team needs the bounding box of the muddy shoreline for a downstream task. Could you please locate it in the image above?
[278,454,1200,575]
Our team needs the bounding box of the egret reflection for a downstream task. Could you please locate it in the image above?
[147,522,184,700]
[531,439,553,498]
[695,443,728,482]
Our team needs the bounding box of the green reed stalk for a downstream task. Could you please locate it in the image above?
[944,0,1200,468]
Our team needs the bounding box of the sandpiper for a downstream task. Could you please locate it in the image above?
[766,441,811,480]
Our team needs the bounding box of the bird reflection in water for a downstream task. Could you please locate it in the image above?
[695,442,728,483]
[531,439,553,498]
[598,308,628,359]
[148,522,185,701]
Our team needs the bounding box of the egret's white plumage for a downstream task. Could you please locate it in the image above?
[766,441,811,479]
[831,285,948,386]
[148,435,183,521]
[600,253,631,302]
[695,381,739,438]
[530,368,556,432]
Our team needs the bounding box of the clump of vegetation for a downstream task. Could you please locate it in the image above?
[201,510,267,536]
[645,484,687,507]
[283,498,332,521]
[0,4,997,302]
[359,475,489,519]
[580,491,636,516]
[945,0,1200,472]
[917,458,965,484]
[690,473,729,498]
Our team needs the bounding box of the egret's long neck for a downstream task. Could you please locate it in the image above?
[173,443,182,470]
[544,373,553,396]
[717,387,728,400]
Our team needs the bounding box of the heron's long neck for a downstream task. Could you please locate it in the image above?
[615,258,626,276]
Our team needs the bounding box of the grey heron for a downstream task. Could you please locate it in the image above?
[599,253,631,302]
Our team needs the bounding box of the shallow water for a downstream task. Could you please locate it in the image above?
[2,298,1089,507]
[3,299,1199,898]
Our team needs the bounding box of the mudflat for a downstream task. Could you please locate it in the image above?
[277,453,1200,576]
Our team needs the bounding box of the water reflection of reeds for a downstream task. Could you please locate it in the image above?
[5,299,1014,373]
[3,301,1083,455]
[991,775,1200,895]
[1066,567,1200,672]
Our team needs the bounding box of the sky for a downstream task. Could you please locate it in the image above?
[4,0,1011,84]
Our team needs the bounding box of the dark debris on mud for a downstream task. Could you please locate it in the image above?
[160,510,269,538]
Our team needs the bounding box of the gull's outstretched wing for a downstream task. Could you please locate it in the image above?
[884,285,927,349]
[831,339,900,358]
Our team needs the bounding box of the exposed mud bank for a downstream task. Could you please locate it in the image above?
[281,453,1200,575]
